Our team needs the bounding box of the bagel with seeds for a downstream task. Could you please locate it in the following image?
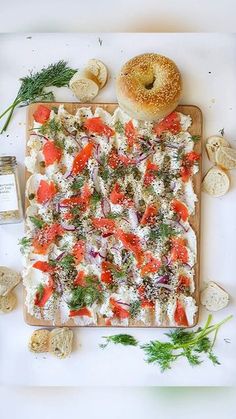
[116,53,182,121]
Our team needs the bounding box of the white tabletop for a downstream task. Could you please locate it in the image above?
[0,32,235,387]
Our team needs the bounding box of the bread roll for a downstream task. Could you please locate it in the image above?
[49,327,73,359]
[0,266,21,296]
[116,53,182,121]
[28,329,50,353]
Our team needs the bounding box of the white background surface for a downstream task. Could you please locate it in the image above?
[0,32,235,387]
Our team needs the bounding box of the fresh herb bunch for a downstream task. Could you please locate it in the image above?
[141,314,232,372]
[100,334,139,349]
[99,315,232,372]
[0,60,77,133]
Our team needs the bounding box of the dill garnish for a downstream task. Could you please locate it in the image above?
[114,120,124,134]
[0,60,77,133]
[39,118,61,137]
[191,135,201,143]
[129,300,141,318]
[219,128,225,136]
[100,334,138,349]
[29,216,45,229]
[18,237,31,254]
[69,282,103,311]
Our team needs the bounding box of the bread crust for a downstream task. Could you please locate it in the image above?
[49,327,73,359]
[28,329,50,353]
[116,53,182,121]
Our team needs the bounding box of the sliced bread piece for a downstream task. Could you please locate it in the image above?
[49,327,73,359]
[28,329,50,353]
[202,166,230,197]
[216,146,236,169]
[0,266,21,296]
[0,291,17,313]
[86,59,108,88]
[205,136,229,164]
[201,281,229,311]
[69,70,99,102]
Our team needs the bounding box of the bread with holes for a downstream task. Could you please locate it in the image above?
[202,166,230,197]
[116,53,182,121]
[0,291,17,313]
[201,281,229,311]
[205,136,229,164]
[28,329,50,353]
[49,327,73,359]
[0,266,21,296]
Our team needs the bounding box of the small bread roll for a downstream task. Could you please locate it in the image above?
[116,53,182,121]
[28,329,50,353]
[86,59,108,88]
[201,281,229,311]
[0,291,17,313]
[49,327,73,359]
[202,166,230,197]
[216,146,236,170]
[69,70,99,102]
[205,136,229,164]
[0,266,21,296]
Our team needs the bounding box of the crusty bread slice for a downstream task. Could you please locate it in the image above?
[49,327,73,359]
[201,281,229,311]
[202,166,230,197]
[86,59,108,88]
[205,136,229,164]
[216,146,236,170]
[0,291,17,313]
[0,266,21,297]
[69,70,99,102]
[28,329,50,353]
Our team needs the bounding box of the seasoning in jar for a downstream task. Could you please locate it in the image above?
[0,156,23,224]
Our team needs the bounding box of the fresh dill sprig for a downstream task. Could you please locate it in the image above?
[141,314,232,372]
[18,237,31,254]
[114,120,124,134]
[69,282,103,311]
[100,334,139,349]
[29,216,45,229]
[0,60,77,133]
[219,128,225,136]
[191,135,201,143]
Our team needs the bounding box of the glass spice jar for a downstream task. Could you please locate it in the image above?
[0,156,23,224]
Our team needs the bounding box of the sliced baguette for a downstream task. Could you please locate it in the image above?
[49,327,73,359]
[0,266,21,296]
[205,136,229,164]
[202,166,230,197]
[0,291,17,313]
[86,59,108,88]
[201,281,229,311]
[69,70,99,102]
[216,146,236,170]
[28,329,50,353]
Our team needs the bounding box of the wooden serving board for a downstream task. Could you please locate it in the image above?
[24,103,202,328]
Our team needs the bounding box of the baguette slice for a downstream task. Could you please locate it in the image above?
[205,136,229,164]
[201,281,229,311]
[0,291,17,313]
[86,59,108,88]
[49,327,73,359]
[0,266,21,296]
[216,146,236,169]
[202,166,230,197]
[69,70,99,102]
[28,329,50,353]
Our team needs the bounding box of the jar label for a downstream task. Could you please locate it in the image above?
[0,174,19,212]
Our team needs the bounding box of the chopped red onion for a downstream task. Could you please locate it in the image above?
[156,283,172,291]
[60,221,76,231]
[91,165,100,192]
[155,274,170,284]
[128,208,139,228]
[55,252,66,261]
[101,197,111,216]
[94,144,103,164]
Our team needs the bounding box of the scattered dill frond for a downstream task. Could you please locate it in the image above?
[129,300,141,319]
[219,128,225,136]
[100,334,139,349]
[114,120,124,134]
[69,282,103,311]
[18,237,31,254]
[191,135,201,143]
[29,216,45,229]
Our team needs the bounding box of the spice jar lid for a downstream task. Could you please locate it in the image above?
[0,156,17,166]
